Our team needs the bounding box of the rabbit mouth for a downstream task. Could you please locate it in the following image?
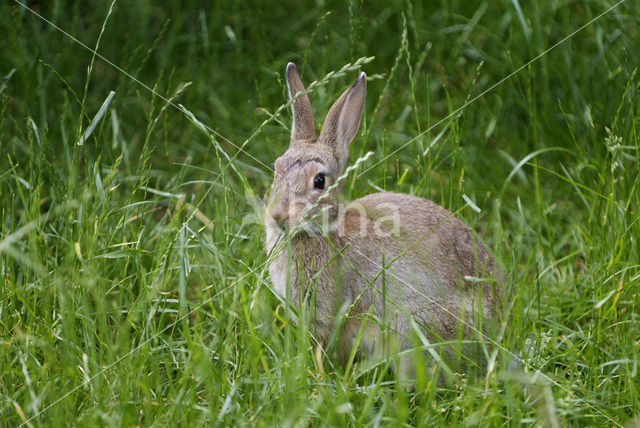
[295,205,340,235]
[296,218,339,235]
[275,217,338,236]
[266,200,340,237]
[268,214,339,237]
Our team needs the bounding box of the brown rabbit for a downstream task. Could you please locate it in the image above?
[264,63,502,377]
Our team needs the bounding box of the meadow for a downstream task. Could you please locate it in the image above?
[1,0,639,426]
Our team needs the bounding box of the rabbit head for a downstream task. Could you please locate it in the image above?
[266,63,366,235]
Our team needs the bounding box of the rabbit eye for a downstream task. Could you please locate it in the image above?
[313,173,326,190]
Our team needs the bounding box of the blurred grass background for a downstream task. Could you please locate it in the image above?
[1,0,639,425]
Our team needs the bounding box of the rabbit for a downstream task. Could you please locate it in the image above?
[264,62,503,378]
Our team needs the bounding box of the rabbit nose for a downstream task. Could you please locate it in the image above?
[271,210,289,229]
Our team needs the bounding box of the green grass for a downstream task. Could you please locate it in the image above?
[1,0,639,426]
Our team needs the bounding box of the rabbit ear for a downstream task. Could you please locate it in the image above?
[319,72,366,171]
[286,63,316,142]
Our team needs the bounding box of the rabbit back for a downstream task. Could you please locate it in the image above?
[332,192,502,357]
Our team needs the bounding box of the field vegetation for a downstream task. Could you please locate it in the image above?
[1,0,639,426]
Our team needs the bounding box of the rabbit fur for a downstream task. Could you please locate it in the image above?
[264,63,503,376]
